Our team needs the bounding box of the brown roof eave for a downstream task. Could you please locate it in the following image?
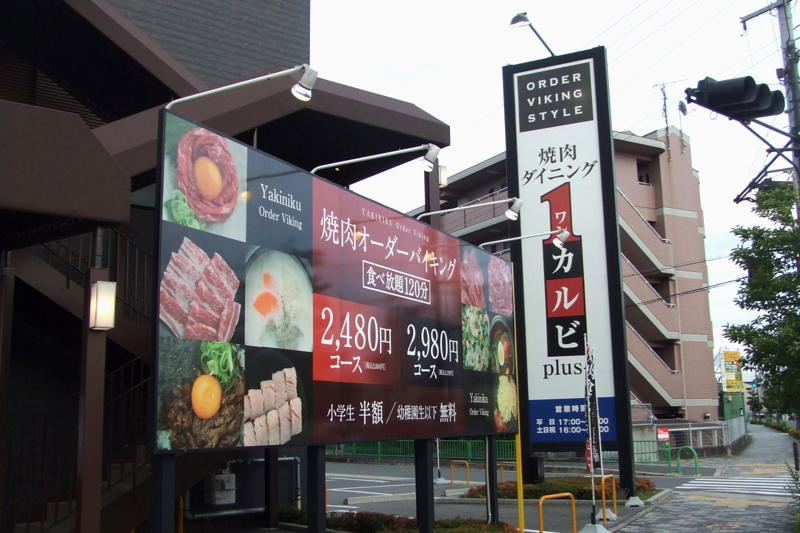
[94,74,450,182]
[66,0,206,97]
[0,101,130,226]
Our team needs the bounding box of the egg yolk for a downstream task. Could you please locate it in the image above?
[193,156,224,201]
[191,374,222,419]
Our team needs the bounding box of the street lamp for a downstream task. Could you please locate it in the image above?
[479,228,570,250]
[509,12,556,57]
[165,64,318,109]
[311,143,441,174]
[416,197,523,222]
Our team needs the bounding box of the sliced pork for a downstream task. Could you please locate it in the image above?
[289,397,302,436]
[242,366,302,447]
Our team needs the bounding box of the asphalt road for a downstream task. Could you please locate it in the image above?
[322,460,661,532]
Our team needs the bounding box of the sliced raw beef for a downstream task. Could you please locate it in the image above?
[159,287,187,338]
[158,237,240,342]
[176,128,239,224]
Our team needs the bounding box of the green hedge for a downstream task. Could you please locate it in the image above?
[278,508,520,532]
[462,476,655,500]
[763,420,800,440]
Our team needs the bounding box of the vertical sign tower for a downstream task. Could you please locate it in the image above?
[502,47,634,493]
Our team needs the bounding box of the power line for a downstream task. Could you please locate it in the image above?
[622,254,732,279]
[626,277,744,309]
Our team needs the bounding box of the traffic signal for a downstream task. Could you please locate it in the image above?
[685,76,785,122]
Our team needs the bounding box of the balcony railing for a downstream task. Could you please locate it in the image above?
[31,228,154,329]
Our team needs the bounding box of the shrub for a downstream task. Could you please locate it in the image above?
[327,511,417,532]
[432,517,520,532]
[636,477,656,493]
[278,505,306,525]
[463,476,654,501]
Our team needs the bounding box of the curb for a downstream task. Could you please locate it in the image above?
[344,493,417,504]
[344,489,672,507]
[608,490,673,532]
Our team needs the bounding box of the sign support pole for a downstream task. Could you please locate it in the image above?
[415,439,435,533]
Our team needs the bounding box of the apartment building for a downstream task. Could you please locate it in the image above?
[430,127,720,426]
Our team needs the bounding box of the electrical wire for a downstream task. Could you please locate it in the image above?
[626,277,745,309]
[621,254,731,279]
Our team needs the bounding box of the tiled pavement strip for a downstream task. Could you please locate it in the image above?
[613,423,798,532]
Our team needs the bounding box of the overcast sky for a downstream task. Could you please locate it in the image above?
[310,1,794,369]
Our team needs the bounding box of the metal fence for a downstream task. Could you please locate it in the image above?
[326,439,667,466]
[324,420,749,471]
[326,439,517,462]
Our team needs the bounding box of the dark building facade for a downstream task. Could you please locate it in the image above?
[0,2,448,531]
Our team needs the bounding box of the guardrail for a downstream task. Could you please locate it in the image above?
[326,438,684,472]
[325,439,516,461]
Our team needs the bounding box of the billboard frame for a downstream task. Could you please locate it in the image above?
[502,47,634,492]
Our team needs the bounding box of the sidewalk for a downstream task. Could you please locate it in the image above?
[615,423,798,532]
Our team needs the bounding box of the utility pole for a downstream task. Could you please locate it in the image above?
[742,0,800,215]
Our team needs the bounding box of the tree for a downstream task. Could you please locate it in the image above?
[747,388,763,415]
[723,186,800,422]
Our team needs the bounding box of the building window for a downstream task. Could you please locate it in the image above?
[637,160,652,185]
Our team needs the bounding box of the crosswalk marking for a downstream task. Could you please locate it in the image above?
[675,477,793,498]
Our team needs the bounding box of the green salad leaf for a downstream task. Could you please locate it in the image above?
[165,190,206,230]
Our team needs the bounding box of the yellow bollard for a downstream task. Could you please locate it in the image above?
[599,474,618,522]
[538,492,577,533]
[499,461,516,482]
[449,460,470,485]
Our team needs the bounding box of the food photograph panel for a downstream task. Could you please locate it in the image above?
[242,348,311,447]
[161,114,248,242]
[155,337,246,451]
[158,223,247,346]
[244,247,313,352]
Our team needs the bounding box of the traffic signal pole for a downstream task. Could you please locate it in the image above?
[743,0,800,217]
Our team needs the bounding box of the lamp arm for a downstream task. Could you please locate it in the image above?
[417,198,514,220]
[311,143,435,174]
[479,229,559,249]
[527,25,556,57]
[165,64,308,110]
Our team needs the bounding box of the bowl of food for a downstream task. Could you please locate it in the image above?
[490,315,513,375]
[495,374,518,433]
[244,247,313,352]
[156,338,245,451]
[462,304,490,371]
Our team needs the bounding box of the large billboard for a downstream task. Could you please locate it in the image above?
[503,47,629,454]
[153,110,518,452]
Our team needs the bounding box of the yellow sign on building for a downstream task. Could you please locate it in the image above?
[723,350,745,392]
